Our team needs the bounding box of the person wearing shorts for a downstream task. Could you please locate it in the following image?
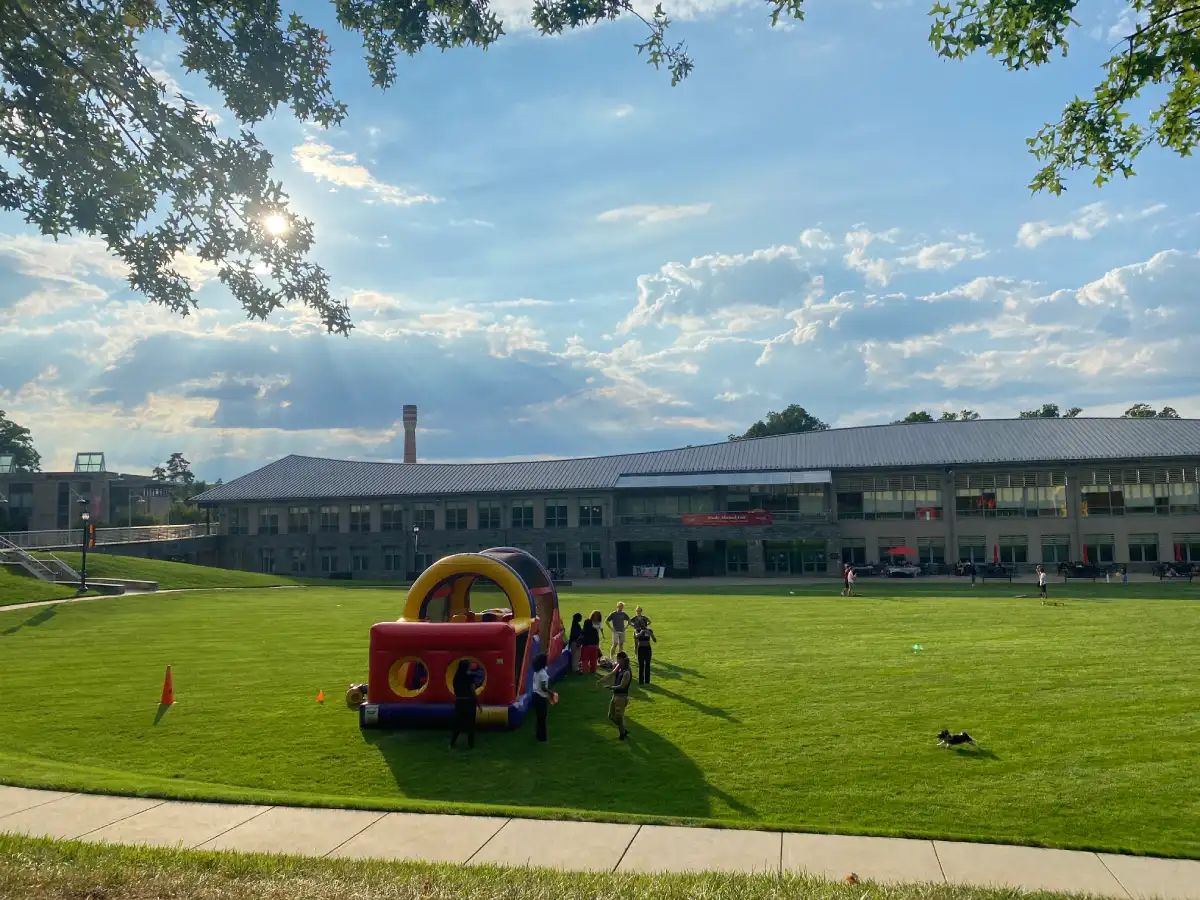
[1037,565,1047,599]
[606,602,631,659]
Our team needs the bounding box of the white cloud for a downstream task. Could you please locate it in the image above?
[898,235,988,271]
[1016,202,1166,248]
[843,227,899,285]
[611,104,634,118]
[596,203,712,226]
[799,228,836,250]
[291,140,439,206]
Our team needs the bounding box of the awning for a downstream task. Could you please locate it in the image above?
[614,470,832,489]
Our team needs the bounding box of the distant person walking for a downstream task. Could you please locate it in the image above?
[846,567,857,596]
[606,602,631,660]
[633,622,657,684]
[1037,565,1047,600]
[579,611,602,674]
[841,564,851,596]
[449,660,482,750]
[531,653,551,743]
[601,651,632,740]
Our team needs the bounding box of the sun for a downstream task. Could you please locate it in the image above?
[264,214,287,236]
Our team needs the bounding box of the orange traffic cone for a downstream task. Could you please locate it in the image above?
[316,690,324,703]
[160,666,174,706]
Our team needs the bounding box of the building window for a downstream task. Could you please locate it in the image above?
[227,506,249,536]
[1083,534,1115,564]
[998,535,1028,564]
[840,537,866,565]
[351,548,371,572]
[1128,534,1159,562]
[6,483,33,531]
[918,538,945,565]
[477,502,502,530]
[1170,534,1200,562]
[511,500,534,529]
[413,504,436,530]
[579,500,603,527]
[349,504,371,533]
[319,548,338,573]
[380,503,403,532]
[445,502,468,530]
[580,541,602,569]
[258,508,280,535]
[287,506,311,533]
[546,541,567,570]
[1167,482,1200,516]
[1041,534,1071,564]
[545,503,568,528]
[259,547,276,573]
[958,536,986,563]
[1081,485,1124,517]
[382,546,403,572]
[725,540,749,573]
[289,548,307,573]
[415,551,433,572]
[318,505,340,533]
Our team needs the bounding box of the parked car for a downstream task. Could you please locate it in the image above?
[886,563,921,578]
[1057,561,1117,579]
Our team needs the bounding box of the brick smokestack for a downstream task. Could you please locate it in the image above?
[402,405,418,464]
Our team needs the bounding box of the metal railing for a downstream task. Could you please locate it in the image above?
[0,535,79,582]
[0,523,209,550]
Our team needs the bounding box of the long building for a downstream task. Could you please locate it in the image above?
[194,417,1200,578]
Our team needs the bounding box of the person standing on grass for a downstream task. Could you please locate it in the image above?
[846,567,857,596]
[606,602,631,661]
[600,650,632,740]
[449,660,482,750]
[1037,565,1048,600]
[842,564,851,596]
[630,605,651,631]
[633,621,657,684]
[567,612,584,674]
[579,611,602,674]
[531,653,551,743]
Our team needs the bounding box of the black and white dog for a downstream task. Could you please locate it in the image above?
[937,729,976,747]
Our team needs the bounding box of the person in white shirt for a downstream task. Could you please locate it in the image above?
[846,567,857,596]
[531,653,551,743]
[1037,565,1047,599]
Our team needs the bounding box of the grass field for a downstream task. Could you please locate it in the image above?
[0,568,86,607]
[1,579,1198,858]
[0,834,1093,900]
[38,553,304,591]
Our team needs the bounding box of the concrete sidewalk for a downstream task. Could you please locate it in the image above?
[2,786,1197,898]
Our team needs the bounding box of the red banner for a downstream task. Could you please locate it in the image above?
[681,511,773,526]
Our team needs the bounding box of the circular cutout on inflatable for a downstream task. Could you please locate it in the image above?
[387,657,430,699]
[445,657,487,695]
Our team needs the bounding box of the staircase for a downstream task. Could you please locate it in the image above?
[0,535,80,583]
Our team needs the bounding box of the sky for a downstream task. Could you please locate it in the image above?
[2,0,1199,480]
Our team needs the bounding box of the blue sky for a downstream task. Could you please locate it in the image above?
[2,0,1199,480]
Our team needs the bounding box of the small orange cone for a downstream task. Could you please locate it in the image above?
[316,690,324,703]
[160,666,174,706]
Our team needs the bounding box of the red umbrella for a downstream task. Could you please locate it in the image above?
[888,546,916,557]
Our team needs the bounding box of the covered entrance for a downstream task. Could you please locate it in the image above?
[764,539,827,575]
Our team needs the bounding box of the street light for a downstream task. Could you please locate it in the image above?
[413,524,420,575]
[78,499,90,594]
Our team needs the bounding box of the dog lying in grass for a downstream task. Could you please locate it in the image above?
[937,729,976,748]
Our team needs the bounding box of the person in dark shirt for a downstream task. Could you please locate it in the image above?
[629,606,650,631]
[531,653,551,743]
[600,651,632,740]
[633,624,657,684]
[605,602,631,661]
[579,611,602,674]
[449,660,482,749]
[567,612,584,674]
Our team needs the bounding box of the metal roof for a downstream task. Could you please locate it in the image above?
[194,417,1200,505]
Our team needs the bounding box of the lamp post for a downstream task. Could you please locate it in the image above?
[413,524,420,576]
[78,499,90,594]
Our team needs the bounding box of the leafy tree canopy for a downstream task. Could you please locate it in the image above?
[0,409,41,472]
[894,409,981,423]
[2,0,1190,334]
[732,404,829,440]
[1124,403,1181,418]
[1018,403,1083,419]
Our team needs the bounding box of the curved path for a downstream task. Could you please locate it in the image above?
[1,785,1196,898]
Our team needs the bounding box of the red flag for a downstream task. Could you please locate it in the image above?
[1083,545,1089,563]
[1175,544,1182,562]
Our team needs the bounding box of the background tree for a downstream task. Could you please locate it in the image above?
[930,0,1200,193]
[732,404,829,440]
[896,410,937,423]
[1019,404,1083,419]
[0,410,41,471]
[940,409,981,421]
[1124,403,1181,418]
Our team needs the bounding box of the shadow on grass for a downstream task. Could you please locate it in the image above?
[0,606,58,637]
[361,689,753,821]
[655,660,706,679]
[153,703,172,726]
[642,683,740,723]
[948,746,999,761]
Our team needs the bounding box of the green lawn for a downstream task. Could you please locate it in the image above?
[1,581,1198,858]
[40,553,304,590]
[0,834,1093,900]
[0,568,84,607]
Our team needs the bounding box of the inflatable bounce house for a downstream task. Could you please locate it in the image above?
[358,547,568,730]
